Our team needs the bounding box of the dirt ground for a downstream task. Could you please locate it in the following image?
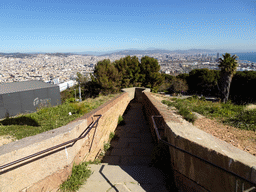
[0,135,16,147]
[152,93,256,156]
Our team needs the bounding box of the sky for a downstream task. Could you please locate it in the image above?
[0,0,255,53]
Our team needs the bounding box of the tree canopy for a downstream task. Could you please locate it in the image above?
[187,68,219,96]
[92,55,163,94]
[92,59,121,94]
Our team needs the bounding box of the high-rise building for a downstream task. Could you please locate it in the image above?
[217,53,220,59]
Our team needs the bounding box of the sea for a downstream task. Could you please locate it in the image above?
[230,52,256,63]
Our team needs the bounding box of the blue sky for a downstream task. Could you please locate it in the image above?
[0,0,255,53]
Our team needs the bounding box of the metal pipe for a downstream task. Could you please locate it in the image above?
[151,115,256,187]
[0,115,102,170]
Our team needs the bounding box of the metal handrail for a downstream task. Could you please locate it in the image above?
[0,114,102,171]
[151,115,256,188]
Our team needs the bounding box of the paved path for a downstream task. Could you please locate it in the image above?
[79,100,170,192]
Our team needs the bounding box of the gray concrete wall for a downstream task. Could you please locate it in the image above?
[142,92,256,192]
[0,92,131,192]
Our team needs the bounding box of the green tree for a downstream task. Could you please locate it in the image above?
[114,56,142,87]
[76,72,87,85]
[218,53,238,103]
[140,56,164,91]
[187,68,219,96]
[93,59,121,94]
[230,71,256,104]
[168,78,188,94]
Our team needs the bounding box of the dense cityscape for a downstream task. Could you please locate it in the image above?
[0,51,255,85]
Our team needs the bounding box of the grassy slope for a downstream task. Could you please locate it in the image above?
[0,94,119,140]
[162,97,256,131]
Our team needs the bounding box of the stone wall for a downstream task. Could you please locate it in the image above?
[0,92,130,192]
[142,92,256,192]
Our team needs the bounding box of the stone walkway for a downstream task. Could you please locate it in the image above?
[79,100,170,192]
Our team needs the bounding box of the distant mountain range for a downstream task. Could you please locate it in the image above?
[75,49,223,56]
[1,49,253,57]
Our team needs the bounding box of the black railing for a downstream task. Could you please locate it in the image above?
[0,114,102,171]
[151,115,256,191]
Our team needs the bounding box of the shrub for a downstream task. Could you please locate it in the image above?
[225,109,256,131]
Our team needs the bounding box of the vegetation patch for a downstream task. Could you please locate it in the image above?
[162,99,197,123]
[59,162,91,192]
[59,131,119,191]
[0,94,119,140]
[118,115,125,125]
[162,97,256,131]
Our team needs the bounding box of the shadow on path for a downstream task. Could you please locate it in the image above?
[80,99,177,192]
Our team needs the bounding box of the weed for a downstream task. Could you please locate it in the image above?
[109,132,115,141]
[88,158,101,165]
[118,115,125,125]
[59,162,91,192]
[104,142,111,151]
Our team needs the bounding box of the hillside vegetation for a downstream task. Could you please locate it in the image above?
[0,94,119,140]
[162,96,256,131]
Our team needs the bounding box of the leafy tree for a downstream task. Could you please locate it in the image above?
[83,80,102,98]
[218,53,238,103]
[187,69,219,96]
[176,73,189,82]
[92,59,121,94]
[230,71,256,104]
[168,78,188,94]
[158,74,175,93]
[114,56,142,87]
[162,74,175,82]
[76,72,87,85]
[140,56,164,90]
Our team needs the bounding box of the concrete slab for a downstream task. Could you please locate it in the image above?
[79,164,168,192]
[107,184,131,192]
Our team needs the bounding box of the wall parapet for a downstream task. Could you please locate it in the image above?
[142,92,256,192]
[0,92,131,192]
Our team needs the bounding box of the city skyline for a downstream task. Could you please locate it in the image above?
[1,0,255,53]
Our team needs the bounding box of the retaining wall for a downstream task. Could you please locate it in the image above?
[142,92,256,192]
[0,92,130,192]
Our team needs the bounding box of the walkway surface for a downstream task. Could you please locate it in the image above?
[79,100,169,192]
